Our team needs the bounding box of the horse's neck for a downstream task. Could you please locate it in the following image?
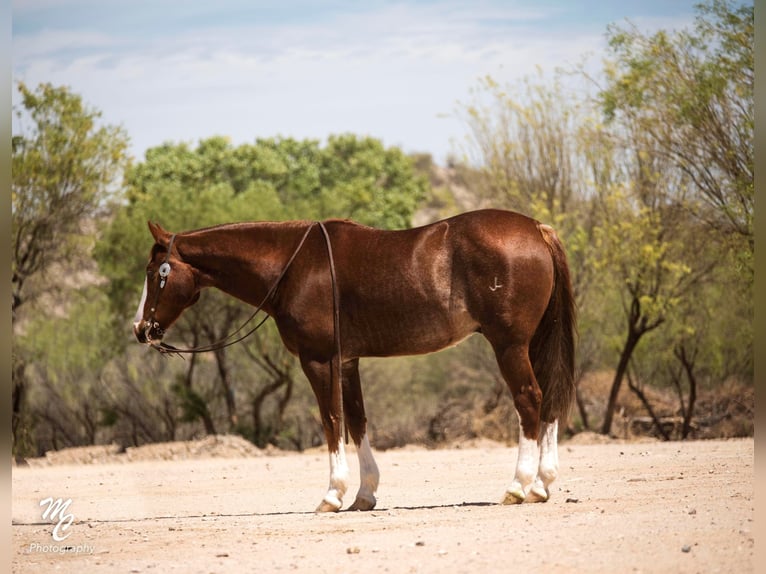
[180,221,310,307]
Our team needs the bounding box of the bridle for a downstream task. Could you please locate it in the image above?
[144,233,177,343]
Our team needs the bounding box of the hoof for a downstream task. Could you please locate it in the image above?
[502,488,525,505]
[348,496,377,511]
[525,484,549,503]
[315,496,342,513]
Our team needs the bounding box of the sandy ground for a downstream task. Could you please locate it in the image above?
[11,437,753,573]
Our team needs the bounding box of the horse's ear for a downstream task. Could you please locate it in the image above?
[148,221,170,245]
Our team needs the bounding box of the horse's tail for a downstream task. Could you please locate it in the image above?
[530,223,577,424]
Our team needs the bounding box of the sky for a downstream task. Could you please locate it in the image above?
[12,0,699,164]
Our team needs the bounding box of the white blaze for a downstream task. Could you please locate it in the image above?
[133,278,148,326]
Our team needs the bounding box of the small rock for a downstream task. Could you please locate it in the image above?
[415,541,425,547]
[346,547,360,554]
[682,545,692,553]
[565,497,580,503]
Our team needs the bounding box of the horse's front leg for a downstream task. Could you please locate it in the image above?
[300,356,349,513]
[318,439,350,512]
[348,434,379,511]
[341,359,379,511]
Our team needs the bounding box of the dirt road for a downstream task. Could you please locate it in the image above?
[12,437,753,573]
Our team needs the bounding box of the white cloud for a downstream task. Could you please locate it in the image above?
[13,28,120,61]
[11,2,618,162]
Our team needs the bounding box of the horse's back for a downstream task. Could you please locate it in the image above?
[329,209,551,298]
[329,209,544,254]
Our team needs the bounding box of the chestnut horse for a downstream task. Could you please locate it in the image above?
[132,209,576,512]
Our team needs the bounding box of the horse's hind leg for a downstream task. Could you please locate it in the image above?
[343,359,380,511]
[300,356,349,512]
[528,419,559,503]
[490,341,544,504]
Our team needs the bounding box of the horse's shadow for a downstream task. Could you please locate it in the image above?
[382,501,497,512]
[248,500,498,517]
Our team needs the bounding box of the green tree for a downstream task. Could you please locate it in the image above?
[592,186,697,435]
[19,288,118,453]
[317,134,425,228]
[457,72,582,218]
[11,82,129,454]
[628,244,752,439]
[12,82,129,316]
[595,0,754,434]
[600,0,753,277]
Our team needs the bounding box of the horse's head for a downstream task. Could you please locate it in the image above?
[133,221,201,345]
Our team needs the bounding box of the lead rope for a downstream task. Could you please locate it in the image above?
[317,222,345,444]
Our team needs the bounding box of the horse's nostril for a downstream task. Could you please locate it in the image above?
[148,323,164,341]
[133,322,148,343]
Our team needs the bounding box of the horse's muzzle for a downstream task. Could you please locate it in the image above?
[133,320,163,344]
